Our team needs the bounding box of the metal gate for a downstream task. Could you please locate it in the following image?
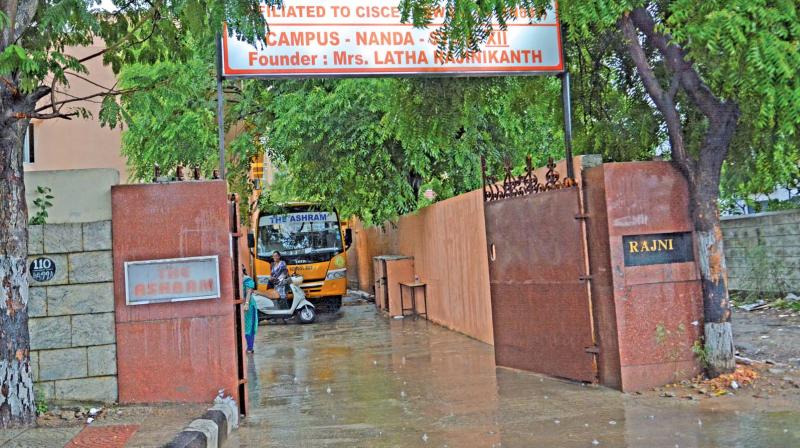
[482,158,597,382]
[228,194,248,414]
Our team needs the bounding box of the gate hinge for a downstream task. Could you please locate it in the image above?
[585,346,600,354]
[574,213,590,220]
[578,274,593,281]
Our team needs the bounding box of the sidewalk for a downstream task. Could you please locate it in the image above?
[0,403,206,447]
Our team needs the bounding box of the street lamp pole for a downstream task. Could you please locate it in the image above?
[216,32,226,180]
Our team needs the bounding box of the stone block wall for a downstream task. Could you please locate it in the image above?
[722,209,800,293]
[28,220,117,403]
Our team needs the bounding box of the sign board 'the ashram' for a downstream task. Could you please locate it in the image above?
[222,0,564,78]
[124,256,221,305]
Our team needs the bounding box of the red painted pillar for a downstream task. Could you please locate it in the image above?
[112,181,240,404]
[585,162,703,392]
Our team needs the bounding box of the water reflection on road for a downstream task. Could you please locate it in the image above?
[233,303,800,447]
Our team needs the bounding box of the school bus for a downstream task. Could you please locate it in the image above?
[248,203,351,311]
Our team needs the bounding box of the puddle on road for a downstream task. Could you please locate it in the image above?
[232,304,800,448]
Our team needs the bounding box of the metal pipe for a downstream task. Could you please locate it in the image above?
[561,71,575,180]
[560,22,575,181]
[216,32,227,180]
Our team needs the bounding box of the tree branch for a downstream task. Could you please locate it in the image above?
[76,10,159,64]
[667,73,680,101]
[628,8,723,119]
[619,13,693,177]
[4,0,19,48]
[35,88,134,113]
[4,0,39,48]
[14,110,79,120]
[29,85,52,103]
[64,71,118,92]
[628,6,739,184]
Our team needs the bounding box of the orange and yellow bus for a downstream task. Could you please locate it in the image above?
[248,203,351,311]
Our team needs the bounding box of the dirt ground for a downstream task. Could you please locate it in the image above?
[733,308,800,366]
[638,308,800,407]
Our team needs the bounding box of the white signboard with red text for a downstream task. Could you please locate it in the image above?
[124,256,221,305]
[221,0,563,78]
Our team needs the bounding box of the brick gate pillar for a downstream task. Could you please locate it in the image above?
[111,181,240,404]
[584,162,704,392]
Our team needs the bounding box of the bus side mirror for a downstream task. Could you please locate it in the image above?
[344,228,353,250]
[247,232,255,249]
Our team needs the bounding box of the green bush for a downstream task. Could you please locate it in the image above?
[29,186,54,225]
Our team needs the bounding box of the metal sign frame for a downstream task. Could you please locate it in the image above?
[124,255,221,306]
[215,2,575,180]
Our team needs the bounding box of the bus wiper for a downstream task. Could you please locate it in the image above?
[310,247,340,253]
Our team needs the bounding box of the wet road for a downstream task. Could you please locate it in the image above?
[229,302,800,447]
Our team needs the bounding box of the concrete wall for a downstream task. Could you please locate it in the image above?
[25,168,119,223]
[28,221,117,403]
[354,189,495,345]
[722,209,800,293]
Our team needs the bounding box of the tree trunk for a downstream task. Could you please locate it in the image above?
[690,181,735,376]
[0,113,36,427]
[620,7,739,377]
[686,102,738,376]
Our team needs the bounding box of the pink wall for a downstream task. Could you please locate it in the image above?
[27,42,127,181]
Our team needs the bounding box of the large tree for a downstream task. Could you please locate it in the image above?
[0,0,273,427]
[400,0,800,375]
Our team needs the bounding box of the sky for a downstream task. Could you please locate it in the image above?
[98,0,116,11]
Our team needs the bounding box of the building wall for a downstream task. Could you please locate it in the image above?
[25,168,118,224]
[25,42,127,181]
[722,209,800,293]
[28,221,118,403]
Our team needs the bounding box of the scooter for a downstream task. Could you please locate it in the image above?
[242,267,317,324]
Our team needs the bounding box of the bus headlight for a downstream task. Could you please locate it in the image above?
[325,268,347,281]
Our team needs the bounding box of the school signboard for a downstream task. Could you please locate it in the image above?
[221,0,564,78]
[124,256,221,305]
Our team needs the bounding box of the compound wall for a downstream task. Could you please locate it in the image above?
[353,189,494,345]
[722,209,800,293]
[28,221,117,403]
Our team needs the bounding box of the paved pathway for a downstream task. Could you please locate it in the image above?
[230,302,800,447]
[0,403,205,447]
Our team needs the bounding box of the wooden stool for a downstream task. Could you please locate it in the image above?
[399,281,428,319]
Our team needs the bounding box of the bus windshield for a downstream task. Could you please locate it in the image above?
[258,211,343,265]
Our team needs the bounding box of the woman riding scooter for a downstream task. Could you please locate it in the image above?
[241,256,317,326]
[270,251,290,309]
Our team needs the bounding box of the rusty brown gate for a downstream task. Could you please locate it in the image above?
[482,158,597,382]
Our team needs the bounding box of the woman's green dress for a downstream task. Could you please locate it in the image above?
[243,277,258,342]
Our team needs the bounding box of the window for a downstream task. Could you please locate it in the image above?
[257,212,343,265]
[23,124,34,164]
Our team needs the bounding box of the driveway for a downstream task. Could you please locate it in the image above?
[229,300,800,447]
